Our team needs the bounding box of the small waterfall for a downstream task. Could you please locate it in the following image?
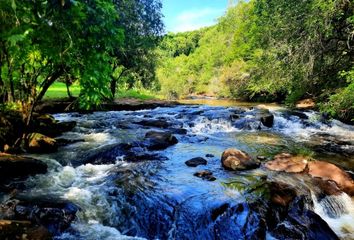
[312,192,354,239]
[189,117,239,134]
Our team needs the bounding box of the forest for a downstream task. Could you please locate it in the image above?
[157,0,354,123]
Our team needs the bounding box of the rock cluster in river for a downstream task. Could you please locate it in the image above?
[265,153,354,196]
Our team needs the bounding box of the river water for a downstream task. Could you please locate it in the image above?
[22,100,354,239]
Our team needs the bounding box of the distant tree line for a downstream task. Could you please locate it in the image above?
[157,0,354,123]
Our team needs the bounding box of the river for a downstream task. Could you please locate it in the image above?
[20,100,354,239]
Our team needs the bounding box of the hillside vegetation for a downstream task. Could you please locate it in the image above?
[156,0,354,123]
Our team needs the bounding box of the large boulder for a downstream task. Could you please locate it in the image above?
[265,153,308,173]
[308,161,354,196]
[0,154,47,182]
[144,131,178,150]
[221,148,260,171]
[27,133,58,153]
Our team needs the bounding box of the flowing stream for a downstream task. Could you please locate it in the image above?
[21,100,354,239]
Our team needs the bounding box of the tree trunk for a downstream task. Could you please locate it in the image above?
[66,80,73,100]
[110,68,127,99]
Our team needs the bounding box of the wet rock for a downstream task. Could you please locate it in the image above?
[123,152,168,162]
[265,153,308,173]
[185,157,207,167]
[27,133,58,153]
[205,154,214,158]
[0,220,52,240]
[168,128,187,135]
[308,161,354,196]
[257,109,274,128]
[194,170,216,181]
[232,118,261,130]
[0,154,47,182]
[311,178,342,197]
[229,114,240,121]
[269,182,297,207]
[270,196,339,240]
[136,119,170,128]
[55,138,85,147]
[144,131,178,150]
[1,197,79,236]
[221,148,260,171]
[257,156,267,161]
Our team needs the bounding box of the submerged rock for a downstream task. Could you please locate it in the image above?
[144,131,178,150]
[136,119,170,128]
[194,170,216,181]
[221,148,260,171]
[0,154,47,182]
[27,133,58,153]
[185,157,207,167]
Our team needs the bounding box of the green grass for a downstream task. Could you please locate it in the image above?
[115,89,161,100]
[44,82,80,99]
[44,82,161,100]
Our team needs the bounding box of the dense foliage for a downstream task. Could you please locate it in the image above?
[0,0,163,113]
[157,0,354,122]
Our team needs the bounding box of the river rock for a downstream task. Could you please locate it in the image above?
[194,170,216,181]
[27,133,58,153]
[0,220,52,240]
[1,197,80,236]
[269,181,297,207]
[257,109,274,128]
[270,196,339,240]
[144,131,178,150]
[221,148,260,171]
[308,161,354,196]
[0,154,47,181]
[185,157,207,167]
[265,153,308,173]
[296,98,315,110]
[136,119,170,128]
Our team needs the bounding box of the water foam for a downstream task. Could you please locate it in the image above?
[312,193,354,239]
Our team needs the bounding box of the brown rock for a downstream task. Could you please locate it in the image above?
[27,133,58,153]
[308,161,354,196]
[0,220,52,240]
[0,153,47,181]
[221,148,260,171]
[194,170,216,181]
[265,153,308,173]
[269,182,297,207]
[296,98,315,109]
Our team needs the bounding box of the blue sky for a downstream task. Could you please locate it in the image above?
[162,0,229,33]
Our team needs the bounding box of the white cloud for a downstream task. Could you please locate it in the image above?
[171,8,224,33]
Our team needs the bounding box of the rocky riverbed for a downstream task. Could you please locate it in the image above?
[1,100,353,239]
